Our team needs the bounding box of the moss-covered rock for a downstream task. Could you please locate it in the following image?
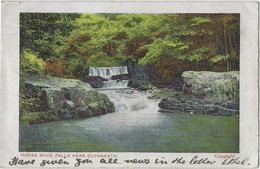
[128,80,157,91]
[182,71,239,103]
[20,74,115,124]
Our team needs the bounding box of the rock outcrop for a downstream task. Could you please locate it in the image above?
[84,76,108,88]
[156,71,239,116]
[158,97,239,116]
[131,66,149,82]
[20,75,115,124]
[128,80,157,91]
[182,71,239,102]
[111,74,132,80]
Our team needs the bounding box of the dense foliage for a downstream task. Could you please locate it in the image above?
[20,50,45,75]
[20,13,239,80]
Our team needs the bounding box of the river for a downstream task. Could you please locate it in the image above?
[20,66,239,152]
[20,88,239,153]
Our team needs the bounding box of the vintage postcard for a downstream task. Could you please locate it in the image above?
[0,0,259,168]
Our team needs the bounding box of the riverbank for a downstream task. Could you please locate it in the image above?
[128,71,239,116]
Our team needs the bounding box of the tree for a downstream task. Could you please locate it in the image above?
[20,13,80,60]
[20,13,239,80]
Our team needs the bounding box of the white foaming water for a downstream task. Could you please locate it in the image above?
[89,66,128,79]
[99,89,160,116]
[103,80,129,89]
[89,66,129,89]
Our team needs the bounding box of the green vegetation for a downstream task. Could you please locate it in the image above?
[20,50,45,75]
[19,80,58,124]
[20,13,239,80]
[20,111,58,125]
[19,14,239,153]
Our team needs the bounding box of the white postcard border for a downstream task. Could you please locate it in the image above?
[0,1,259,168]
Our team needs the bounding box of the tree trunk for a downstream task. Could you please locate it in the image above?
[223,23,229,71]
[228,35,234,71]
[226,60,229,72]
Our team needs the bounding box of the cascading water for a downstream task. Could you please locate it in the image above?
[89,66,160,117]
[89,66,129,89]
[89,66,128,79]
[99,89,160,115]
[20,67,237,152]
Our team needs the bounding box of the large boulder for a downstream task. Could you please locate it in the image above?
[20,75,115,124]
[84,76,108,88]
[111,74,132,80]
[182,71,239,103]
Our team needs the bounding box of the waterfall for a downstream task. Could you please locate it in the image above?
[89,66,129,89]
[89,66,128,79]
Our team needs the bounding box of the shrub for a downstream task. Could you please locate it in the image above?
[20,50,45,75]
[45,59,67,77]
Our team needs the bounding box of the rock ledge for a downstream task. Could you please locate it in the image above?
[20,75,115,124]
